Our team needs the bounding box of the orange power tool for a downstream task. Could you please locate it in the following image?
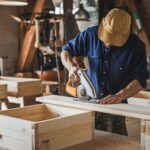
[66,69,98,103]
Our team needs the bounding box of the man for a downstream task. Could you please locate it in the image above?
[61,8,149,135]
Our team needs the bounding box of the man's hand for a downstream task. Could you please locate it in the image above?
[69,66,80,83]
[98,94,122,104]
[98,80,143,104]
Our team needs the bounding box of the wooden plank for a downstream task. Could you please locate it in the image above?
[36,112,94,134]
[141,120,146,150]
[0,84,7,99]
[0,76,41,82]
[0,104,58,119]
[126,117,140,140]
[132,91,150,99]
[127,91,150,107]
[17,0,46,72]
[0,136,32,150]
[0,115,34,134]
[36,95,150,120]
[128,97,150,107]
[36,112,94,150]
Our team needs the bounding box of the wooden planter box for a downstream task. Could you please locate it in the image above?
[0,76,42,97]
[0,83,7,99]
[0,104,94,150]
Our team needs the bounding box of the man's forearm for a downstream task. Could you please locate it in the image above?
[61,50,75,71]
[116,80,143,101]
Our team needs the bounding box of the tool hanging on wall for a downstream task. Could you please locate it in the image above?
[35,12,64,94]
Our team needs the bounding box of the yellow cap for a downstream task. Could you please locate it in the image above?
[98,8,131,47]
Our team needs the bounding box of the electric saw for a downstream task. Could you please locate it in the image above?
[66,69,101,103]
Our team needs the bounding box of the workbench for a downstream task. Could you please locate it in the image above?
[36,95,150,150]
[66,130,140,150]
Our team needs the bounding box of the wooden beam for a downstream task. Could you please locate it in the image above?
[17,0,46,72]
[63,0,79,42]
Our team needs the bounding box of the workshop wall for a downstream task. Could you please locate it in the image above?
[140,0,150,40]
[0,6,19,75]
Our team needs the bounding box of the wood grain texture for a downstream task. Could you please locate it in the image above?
[0,83,7,99]
[0,104,94,150]
[36,95,150,120]
[0,76,42,97]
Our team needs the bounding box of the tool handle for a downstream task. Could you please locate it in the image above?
[66,80,78,97]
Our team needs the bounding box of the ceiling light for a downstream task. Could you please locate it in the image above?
[74,3,90,20]
[0,0,28,6]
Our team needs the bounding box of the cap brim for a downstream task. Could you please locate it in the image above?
[98,23,130,47]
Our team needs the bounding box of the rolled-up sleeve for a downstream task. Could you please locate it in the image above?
[130,43,149,88]
[62,30,88,57]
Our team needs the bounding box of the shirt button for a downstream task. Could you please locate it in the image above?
[103,71,106,74]
[100,93,104,96]
[102,82,105,85]
[105,61,108,64]
[120,67,123,70]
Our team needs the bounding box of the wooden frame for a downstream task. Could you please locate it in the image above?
[0,76,42,97]
[0,103,94,150]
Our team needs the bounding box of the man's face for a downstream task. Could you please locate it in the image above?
[103,41,111,48]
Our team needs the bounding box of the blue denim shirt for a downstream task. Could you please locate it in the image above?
[62,26,149,99]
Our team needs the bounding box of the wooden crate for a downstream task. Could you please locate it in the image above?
[0,83,7,99]
[0,104,94,150]
[0,76,42,97]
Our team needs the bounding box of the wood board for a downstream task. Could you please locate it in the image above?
[0,83,7,99]
[0,76,42,97]
[128,91,150,107]
[36,95,150,120]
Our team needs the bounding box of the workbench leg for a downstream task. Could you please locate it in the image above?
[0,98,11,110]
[8,96,24,107]
[144,120,150,150]
[141,119,146,150]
